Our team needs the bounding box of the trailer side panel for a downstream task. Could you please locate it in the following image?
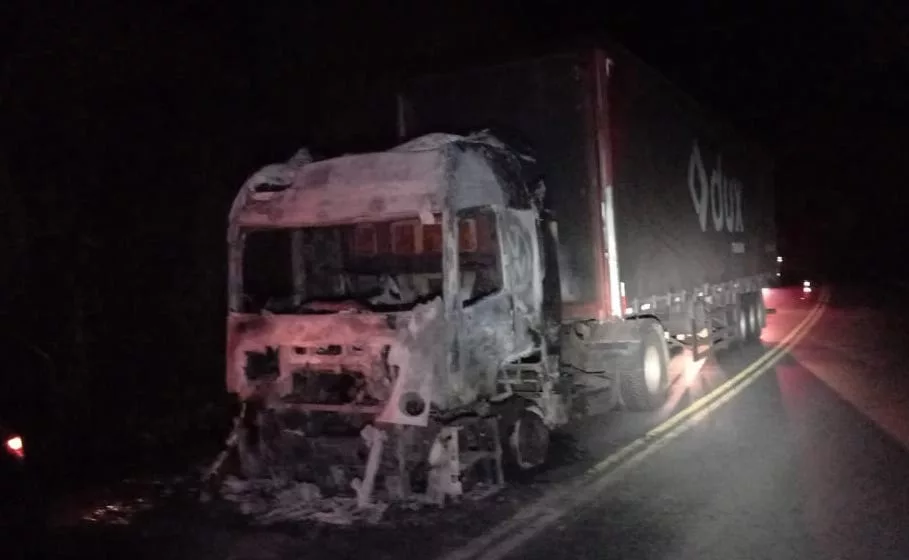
[606,49,776,305]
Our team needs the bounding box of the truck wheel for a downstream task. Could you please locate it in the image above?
[235,406,295,480]
[746,294,761,341]
[756,292,767,329]
[732,294,757,345]
[504,407,549,471]
[620,322,669,411]
[236,419,265,479]
[733,299,749,342]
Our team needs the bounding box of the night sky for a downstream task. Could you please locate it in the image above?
[1,1,907,470]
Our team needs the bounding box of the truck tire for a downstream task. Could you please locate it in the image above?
[619,322,670,411]
[756,292,767,329]
[235,406,302,481]
[504,406,550,472]
[733,298,749,342]
[745,293,761,341]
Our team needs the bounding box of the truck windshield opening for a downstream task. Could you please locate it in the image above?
[237,213,499,314]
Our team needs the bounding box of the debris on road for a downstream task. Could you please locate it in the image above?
[220,475,388,526]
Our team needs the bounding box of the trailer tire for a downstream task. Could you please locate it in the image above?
[756,292,767,330]
[620,322,670,411]
[745,294,761,342]
[733,298,749,343]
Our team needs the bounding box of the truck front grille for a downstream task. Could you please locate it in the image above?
[291,369,379,406]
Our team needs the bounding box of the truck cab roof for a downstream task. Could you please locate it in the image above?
[229,132,533,230]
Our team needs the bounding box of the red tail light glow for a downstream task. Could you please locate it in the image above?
[5,435,24,459]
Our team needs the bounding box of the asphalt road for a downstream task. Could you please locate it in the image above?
[479,284,909,560]
[35,283,909,560]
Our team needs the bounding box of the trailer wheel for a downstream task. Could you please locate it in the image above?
[620,322,670,411]
[746,294,761,341]
[734,298,749,342]
[756,292,767,329]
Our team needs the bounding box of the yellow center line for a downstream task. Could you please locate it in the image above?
[440,291,828,560]
[587,291,828,475]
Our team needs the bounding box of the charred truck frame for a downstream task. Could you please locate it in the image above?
[226,48,775,505]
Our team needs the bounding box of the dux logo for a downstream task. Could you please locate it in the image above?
[688,142,744,233]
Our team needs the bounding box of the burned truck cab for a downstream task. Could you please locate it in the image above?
[226,133,556,501]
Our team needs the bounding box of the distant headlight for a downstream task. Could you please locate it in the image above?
[803,280,811,288]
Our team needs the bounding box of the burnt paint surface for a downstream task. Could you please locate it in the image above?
[227,135,543,423]
[226,312,397,402]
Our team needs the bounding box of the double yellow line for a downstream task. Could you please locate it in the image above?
[441,291,829,560]
[588,289,828,476]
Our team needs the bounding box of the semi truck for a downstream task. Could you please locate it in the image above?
[225,47,776,505]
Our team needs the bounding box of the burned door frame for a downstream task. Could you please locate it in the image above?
[454,205,544,401]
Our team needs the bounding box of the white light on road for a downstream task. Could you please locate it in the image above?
[777,256,783,263]
[5,435,23,459]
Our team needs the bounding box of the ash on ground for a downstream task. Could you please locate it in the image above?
[218,476,388,526]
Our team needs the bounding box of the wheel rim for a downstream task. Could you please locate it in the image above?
[644,345,662,394]
[739,310,748,338]
[510,414,549,469]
